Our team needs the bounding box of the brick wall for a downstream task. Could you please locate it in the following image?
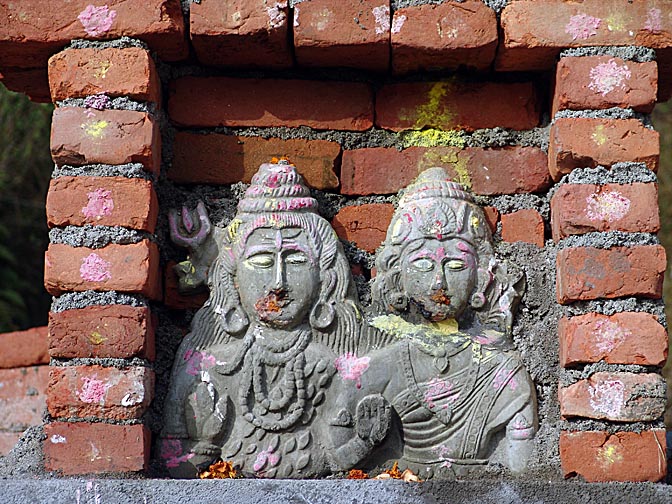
[0,0,669,481]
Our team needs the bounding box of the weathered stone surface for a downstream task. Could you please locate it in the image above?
[294,0,390,71]
[560,372,666,422]
[376,81,540,132]
[48,305,155,360]
[551,183,659,241]
[549,118,659,181]
[331,204,395,253]
[47,365,154,420]
[556,245,665,304]
[0,326,49,369]
[560,430,666,483]
[44,422,150,475]
[553,56,657,115]
[559,312,667,367]
[171,133,340,189]
[391,1,497,74]
[47,176,158,232]
[501,209,545,248]
[169,77,374,131]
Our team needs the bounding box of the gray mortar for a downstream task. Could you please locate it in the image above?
[391,0,456,9]
[560,362,661,386]
[49,225,148,249]
[553,107,653,128]
[52,163,151,180]
[476,193,550,221]
[49,357,150,370]
[0,426,47,479]
[560,419,666,434]
[556,231,659,250]
[563,298,667,327]
[561,163,657,185]
[68,37,148,51]
[464,126,550,151]
[50,291,147,313]
[559,46,656,62]
[58,97,156,116]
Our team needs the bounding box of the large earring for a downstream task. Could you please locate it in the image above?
[470,292,486,309]
[221,305,249,334]
[389,291,408,311]
[310,301,335,330]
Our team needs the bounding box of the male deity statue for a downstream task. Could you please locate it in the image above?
[161,162,391,478]
[365,168,538,477]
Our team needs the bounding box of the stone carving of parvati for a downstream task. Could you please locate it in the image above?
[160,162,391,478]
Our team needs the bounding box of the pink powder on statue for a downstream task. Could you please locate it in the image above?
[335,353,370,389]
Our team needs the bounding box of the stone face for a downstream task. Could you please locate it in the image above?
[46,176,158,232]
[341,146,549,195]
[556,245,665,304]
[552,56,657,115]
[47,365,154,420]
[501,209,545,248]
[44,241,162,300]
[190,0,292,69]
[548,118,659,181]
[0,0,187,68]
[48,305,155,360]
[560,430,666,483]
[294,0,390,72]
[0,366,49,431]
[44,422,150,475]
[497,0,672,71]
[331,204,395,253]
[48,47,161,103]
[559,312,667,367]
[560,372,666,422]
[391,1,497,74]
[0,326,49,368]
[551,183,659,241]
[171,133,341,189]
[50,107,160,173]
[376,81,540,132]
[168,77,374,131]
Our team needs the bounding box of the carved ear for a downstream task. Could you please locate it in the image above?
[221,305,249,335]
[389,291,408,311]
[310,301,335,330]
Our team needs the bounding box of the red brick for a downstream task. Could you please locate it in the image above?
[556,245,665,304]
[560,372,665,422]
[376,81,540,132]
[48,47,161,103]
[560,430,666,482]
[551,183,660,241]
[0,366,49,431]
[49,305,155,360]
[497,1,672,72]
[170,133,340,189]
[341,146,549,196]
[501,209,545,248]
[294,0,389,72]
[559,312,667,367]
[0,432,22,457]
[0,1,187,69]
[190,0,292,69]
[47,365,154,420]
[0,326,49,369]
[391,1,497,74]
[164,262,209,311]
[44,422,150,475]
[50,107,160,173]
[46,176,158,232]
[44,241,162,300]
[483,206,499,234]
[331,204,395,254]
[548,118,659,181]
[552,57,657,115]
[0,67,50,103]
[168,77,373,131]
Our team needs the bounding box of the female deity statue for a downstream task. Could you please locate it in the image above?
[160,162,391,478]
[367,167,538,477]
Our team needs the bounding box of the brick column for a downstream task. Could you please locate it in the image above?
[43,45,161,475]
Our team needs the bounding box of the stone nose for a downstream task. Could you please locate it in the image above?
[273,253,286,290]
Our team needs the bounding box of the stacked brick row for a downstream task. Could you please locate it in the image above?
[550,53,667,482]
[0,327,50,456]
[42,45,162,475]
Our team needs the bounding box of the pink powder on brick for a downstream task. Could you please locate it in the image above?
[78,376,110,403]
[588,59,631,97]
[78,5,117,37]
[565,13,601,40]
[645,8,662,32]
[82,188,114,219]
[80,253,112,282]
[585,191,630,222]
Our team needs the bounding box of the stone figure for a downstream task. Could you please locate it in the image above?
[365,168,538,477]
[161,161,392,478]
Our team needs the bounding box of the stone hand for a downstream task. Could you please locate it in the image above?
[355,394,391,446]
[188,381,228,455]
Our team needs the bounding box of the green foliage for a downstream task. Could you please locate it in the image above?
[0,85,54,331]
